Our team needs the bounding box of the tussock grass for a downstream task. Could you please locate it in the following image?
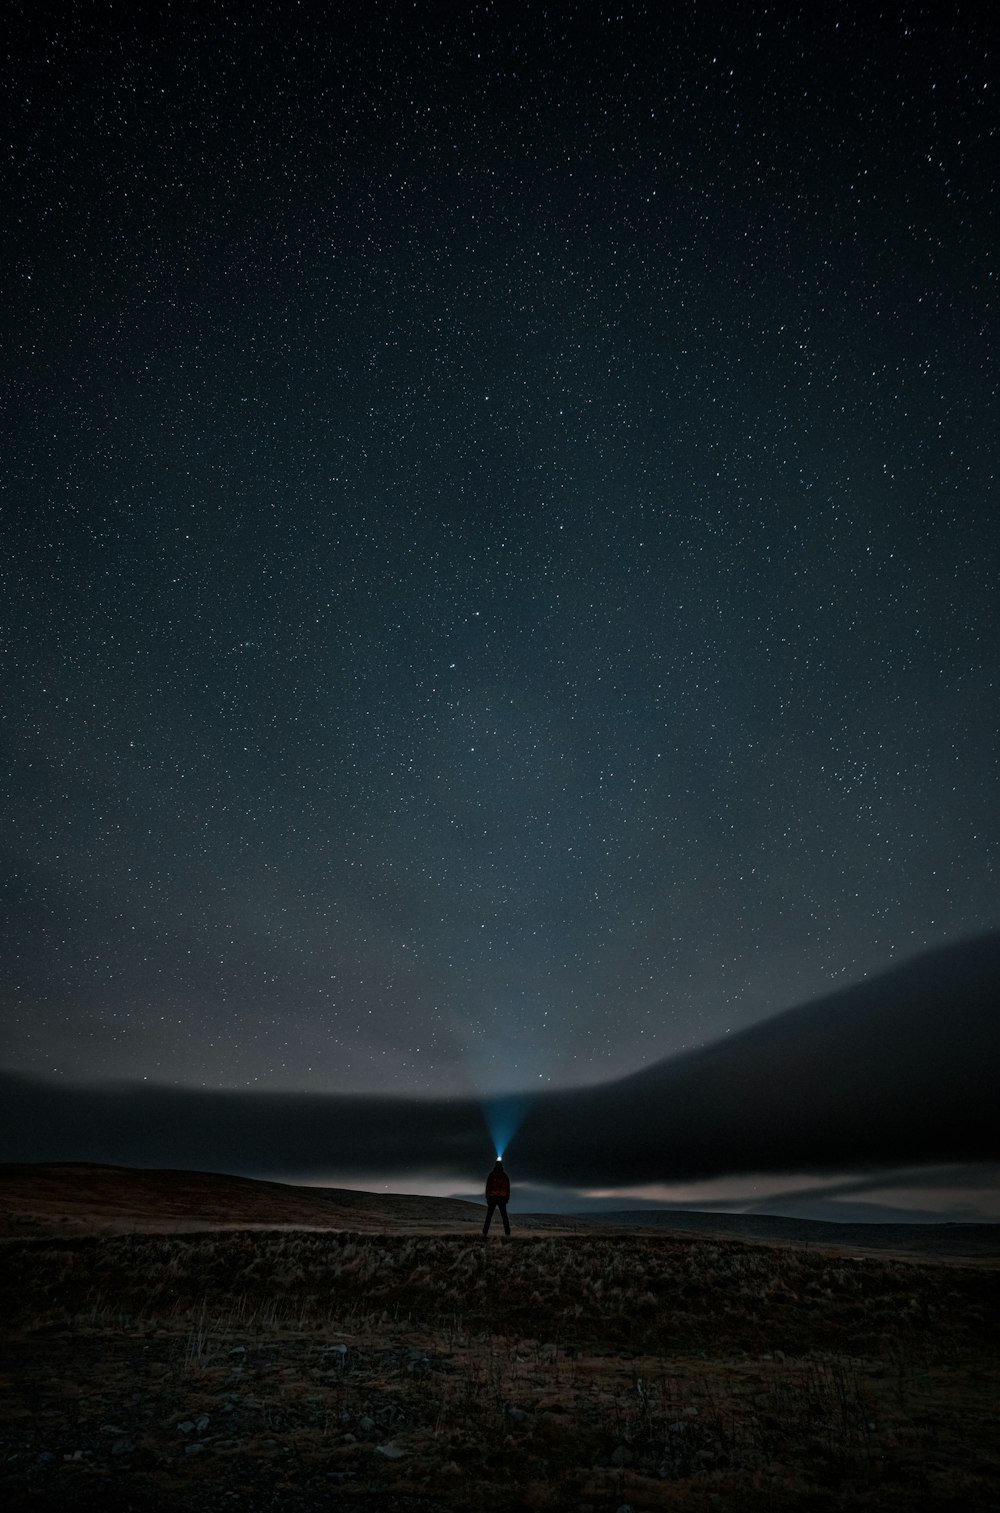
[1,1228,994,1358]
[1,1229,998,1510]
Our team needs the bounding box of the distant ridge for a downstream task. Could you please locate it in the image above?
[575,1207,1000,1257]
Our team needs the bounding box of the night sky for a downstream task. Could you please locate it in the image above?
[4,4,998,1209]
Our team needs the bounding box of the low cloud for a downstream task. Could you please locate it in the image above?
[2,934,998,1189]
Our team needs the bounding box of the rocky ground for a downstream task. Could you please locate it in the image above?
[1,1229,998,1511]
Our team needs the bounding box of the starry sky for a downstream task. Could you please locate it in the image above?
[4,3,999,1189]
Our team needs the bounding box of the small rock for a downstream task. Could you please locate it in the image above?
[507,1406,530,1423]
[185,1442,206,1455]
[177,1420,195,1434]
[375,1442,405,1459]
[195,1415,210,1432]
[100,1424,125,1436]
[342,1433,357,1443]
[111,1438,135,1457]
[229,1346,246,1356]
[358,1416,376,1434]
[683,1405,698,1417]
[610,1445,633,1467]
[35,1451,57,1466]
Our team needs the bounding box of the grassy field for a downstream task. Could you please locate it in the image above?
[1,1225,998,1511]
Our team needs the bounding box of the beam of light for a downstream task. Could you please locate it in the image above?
[482,1092,531,1159]
[455,1009,541,1161]
[452,974,612,1167]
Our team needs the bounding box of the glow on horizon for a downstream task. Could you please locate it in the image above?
[584,1170,1000,1219]
[267,1164,1000,1220]
[583,1174,854,1206]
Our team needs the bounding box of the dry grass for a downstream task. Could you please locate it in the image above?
[1,1229,998,1511]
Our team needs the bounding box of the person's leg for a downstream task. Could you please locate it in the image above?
[483,1199,496,1236]
[499,1200,510,1236]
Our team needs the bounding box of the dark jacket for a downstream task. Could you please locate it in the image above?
[485,1167,510,1201]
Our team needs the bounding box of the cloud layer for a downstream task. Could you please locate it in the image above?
[3,935,997,1188]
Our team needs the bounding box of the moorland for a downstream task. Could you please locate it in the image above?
[0,1164,998,1512]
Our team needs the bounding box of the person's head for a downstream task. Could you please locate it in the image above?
[495,1157,503,1167]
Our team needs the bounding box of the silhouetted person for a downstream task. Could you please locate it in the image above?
[483,1157,511,1237]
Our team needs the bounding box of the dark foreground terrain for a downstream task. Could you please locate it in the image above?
[1,1220,999,1512]
[1,1166,998,1510]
